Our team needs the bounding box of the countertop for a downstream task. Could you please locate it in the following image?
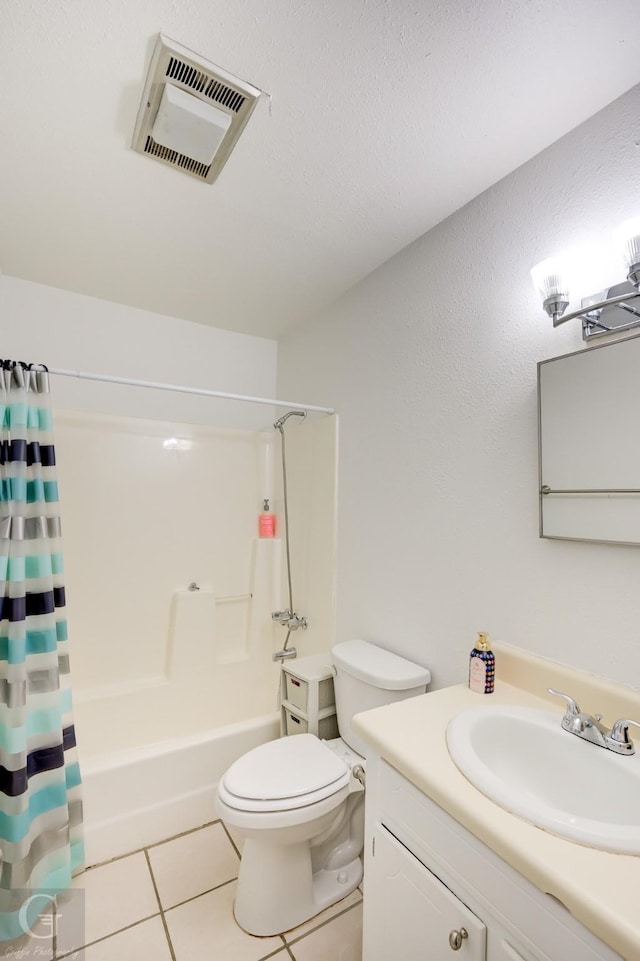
[351,642,640,961]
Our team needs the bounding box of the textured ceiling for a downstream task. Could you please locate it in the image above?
[1,0,640,338]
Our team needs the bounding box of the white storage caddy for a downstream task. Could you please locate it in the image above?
[280,653,339,739]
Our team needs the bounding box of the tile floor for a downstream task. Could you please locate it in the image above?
[2,820,363,961]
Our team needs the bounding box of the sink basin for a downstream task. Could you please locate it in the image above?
[446,704,640,854]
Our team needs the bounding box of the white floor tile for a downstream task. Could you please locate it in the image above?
[78,916,172,961]
[284,889,362,942]
[166,881,283,961]
[148,822,239,909]
[0,906,53,960]
[56,852,159,954]
[289,902,362,961]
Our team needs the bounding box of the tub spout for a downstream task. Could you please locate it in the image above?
[273,648,298,662]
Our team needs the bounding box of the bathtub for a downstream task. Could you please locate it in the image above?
[76,674,281,865]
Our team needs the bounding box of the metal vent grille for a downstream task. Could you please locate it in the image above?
[143,135,211,180]
[166,56,246,113]
[132,34,262,185]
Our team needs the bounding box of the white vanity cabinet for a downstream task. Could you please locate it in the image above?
[363,759,623,961]
[368,826,487,959]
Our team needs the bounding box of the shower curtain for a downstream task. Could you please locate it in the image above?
[0,360,83,941]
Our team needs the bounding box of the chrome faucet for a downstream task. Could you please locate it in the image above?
[548,688,640,756]
[272,610,308,631]
[271,610,307,662]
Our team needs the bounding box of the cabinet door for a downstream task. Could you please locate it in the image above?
[363,827,486,961]
[489,937,539,961]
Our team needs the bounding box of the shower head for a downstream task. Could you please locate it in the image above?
[273,410,307,430]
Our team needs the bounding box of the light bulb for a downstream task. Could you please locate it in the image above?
[612,216,640,286]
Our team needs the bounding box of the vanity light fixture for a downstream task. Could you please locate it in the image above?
[530,217,640,340]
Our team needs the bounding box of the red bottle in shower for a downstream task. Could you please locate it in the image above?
[259,499,275,538]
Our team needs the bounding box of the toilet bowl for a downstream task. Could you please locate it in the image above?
[217,733,363,935]
[215,639,431,936]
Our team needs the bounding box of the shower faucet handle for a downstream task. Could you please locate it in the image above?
[272,609,293,624]
[286,614,308,631]
[272,610,308,630]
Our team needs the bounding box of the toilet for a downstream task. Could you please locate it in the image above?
[215,639,431,936]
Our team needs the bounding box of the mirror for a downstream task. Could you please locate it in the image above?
[537,332,640,545]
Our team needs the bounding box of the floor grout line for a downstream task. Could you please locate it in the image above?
[146,818,222,853]
[162,875,238,914]
[255,944,295,961]
[51,903,57,959]
[284,896,363,946]
[84,818,222,872]
[144,848,177,961]
[54,911,161,959]
[220,819,242,859]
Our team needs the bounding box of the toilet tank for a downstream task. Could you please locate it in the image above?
[331,639,431,757]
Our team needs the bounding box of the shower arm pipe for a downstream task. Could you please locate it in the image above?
[46,367,335,416]
[278,420,295,619]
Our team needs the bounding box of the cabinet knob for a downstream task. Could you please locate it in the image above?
[448,927,468,950]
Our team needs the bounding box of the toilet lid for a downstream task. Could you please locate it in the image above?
[222,733,349,803]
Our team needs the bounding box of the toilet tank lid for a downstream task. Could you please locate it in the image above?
[331,640,431,690]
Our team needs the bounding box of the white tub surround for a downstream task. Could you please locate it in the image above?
[352,642,640,960]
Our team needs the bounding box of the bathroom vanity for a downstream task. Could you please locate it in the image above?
[363,759,621,960]
[352,643,640,961]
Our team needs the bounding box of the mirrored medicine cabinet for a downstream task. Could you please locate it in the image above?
[537,331,640,546]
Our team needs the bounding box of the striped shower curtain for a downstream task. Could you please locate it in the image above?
[0,360,83,941]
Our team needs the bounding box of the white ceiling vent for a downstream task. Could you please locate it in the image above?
[132,35,262,185]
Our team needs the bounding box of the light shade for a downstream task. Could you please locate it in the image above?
[530,256,570,302]
[152,83,232,166]
[612,216,640,271]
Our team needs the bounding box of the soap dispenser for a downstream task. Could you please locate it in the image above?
[469,632,495,694]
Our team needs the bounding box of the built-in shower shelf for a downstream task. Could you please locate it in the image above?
[279,653,338,739]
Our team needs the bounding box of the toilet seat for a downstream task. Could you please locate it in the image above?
[219,733,351,813]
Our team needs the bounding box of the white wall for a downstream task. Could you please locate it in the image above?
[0,276,278,430]
[277,84,640,691]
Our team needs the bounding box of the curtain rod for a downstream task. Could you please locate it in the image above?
[47,367,335,415]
